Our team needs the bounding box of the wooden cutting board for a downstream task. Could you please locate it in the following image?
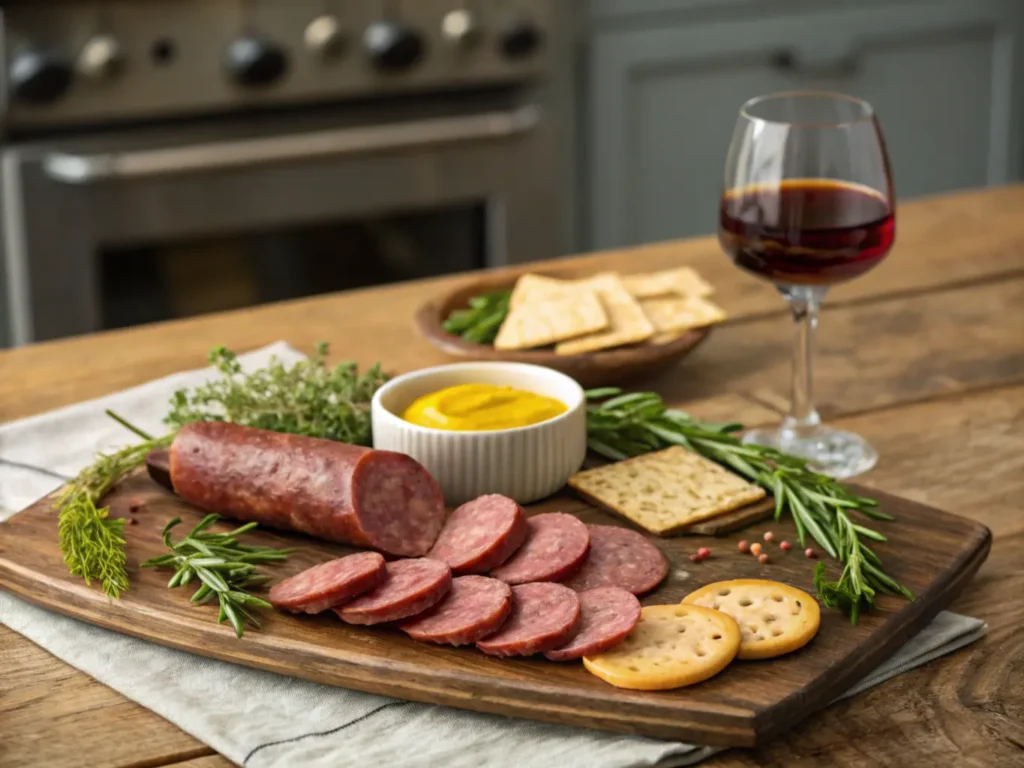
[0,472,990,748]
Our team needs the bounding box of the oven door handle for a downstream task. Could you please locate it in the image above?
[42,105,541,184]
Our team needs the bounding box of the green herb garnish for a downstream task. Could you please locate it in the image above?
[140,515,293,638]
[584,388,913,624]
[165,343,387,446]
[442,290,511,345]
[56,343,386,596]
[56,429,173,598]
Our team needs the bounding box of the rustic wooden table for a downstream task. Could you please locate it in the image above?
[1,185,1022,768]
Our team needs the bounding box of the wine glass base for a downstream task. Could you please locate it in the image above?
[742,426,878,479]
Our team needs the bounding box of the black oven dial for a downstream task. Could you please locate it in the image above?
[224,36,288,87]
[364,21,424,71]
[500,18,544,59]
[10,49,73,105]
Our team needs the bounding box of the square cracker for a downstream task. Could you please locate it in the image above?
[508,273,575,309]
[494,289,608,350]
[567,446,766,535]
[622,267,714,300]
[554,273,655,355]
[639,296,727,334]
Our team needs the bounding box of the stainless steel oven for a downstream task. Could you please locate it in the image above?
[0,0,575,345]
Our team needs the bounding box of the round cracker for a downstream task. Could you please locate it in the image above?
[582,604,740,690]
[682,579,820,660]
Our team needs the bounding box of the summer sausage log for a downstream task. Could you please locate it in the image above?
[336,558,452,625]
[476,582,581,657]
[169,422,446,557]
[401,575,512,646]
[561,525,668,596]
[489,513,590,585]
[269,552,386,614]
[428,495,528,574]
[544,587,641,661]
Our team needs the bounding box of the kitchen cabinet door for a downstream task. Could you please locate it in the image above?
[585,0,1023,248]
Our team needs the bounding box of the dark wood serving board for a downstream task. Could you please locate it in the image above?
[0,472,990,748]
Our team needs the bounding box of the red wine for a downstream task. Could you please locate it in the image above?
[718,179,895,285]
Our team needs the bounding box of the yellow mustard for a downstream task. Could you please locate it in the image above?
[402,383,568,431]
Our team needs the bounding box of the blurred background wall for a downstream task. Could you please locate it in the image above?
[1,0,1021,348]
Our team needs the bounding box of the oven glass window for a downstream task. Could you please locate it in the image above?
[98,204,485,331]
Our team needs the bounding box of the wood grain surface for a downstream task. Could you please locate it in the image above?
[0,472,990,747]
[0,185,1022,767]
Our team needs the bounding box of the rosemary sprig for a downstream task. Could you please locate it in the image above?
[442,290,511,345]
[584,388,913,624]
[56,430,174,598]
[140,514,293,638]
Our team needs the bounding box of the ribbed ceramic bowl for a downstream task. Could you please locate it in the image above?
[371,362,587,505]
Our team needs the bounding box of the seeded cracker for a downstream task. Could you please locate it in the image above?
[639,295,728,334]
[621,267,714,300]
[567,446,766,535]
[554,273,654,355]
[494,288,608,350]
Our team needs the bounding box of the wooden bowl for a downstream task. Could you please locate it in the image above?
[414,270,711,388]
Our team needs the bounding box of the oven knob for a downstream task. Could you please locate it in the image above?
[9,49,73,105]
[77,34,124,80]
[364,21,424,71]
[305,15,344,58]
[500,18,543,59]
[441,9,480,48]
[224,36,288,87]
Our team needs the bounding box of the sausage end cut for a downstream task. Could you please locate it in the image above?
[170,422,446,556]
[269,552,386,614]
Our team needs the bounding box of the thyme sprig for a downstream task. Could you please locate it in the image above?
[584,388,913,623]
[140,515,293,638]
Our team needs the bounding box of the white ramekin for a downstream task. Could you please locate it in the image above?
[371,362,587,505]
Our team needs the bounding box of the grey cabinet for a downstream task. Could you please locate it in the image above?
[584,0,1024,248]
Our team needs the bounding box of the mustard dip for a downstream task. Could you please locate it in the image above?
[402,383,568,431]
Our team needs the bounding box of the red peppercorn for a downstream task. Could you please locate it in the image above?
[805,548,817,559]
[738,540,749,553]
[758,553,769,564]
[763,531,775,543]
[689,553,701,562]
[779,540,792,551]
[697,547,711,559]
[750,542,763,556]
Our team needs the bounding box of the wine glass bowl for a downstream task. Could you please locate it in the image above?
[718,92,895,478]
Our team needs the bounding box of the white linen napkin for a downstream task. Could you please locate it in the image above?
[0,342,988,768]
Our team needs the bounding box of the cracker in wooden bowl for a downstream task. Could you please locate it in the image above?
[554,273,655,355]
[567,446,766,535]
[682,579,821,660]
[494,289,609,350]
[639,296,727,334]
[622,267,714,299]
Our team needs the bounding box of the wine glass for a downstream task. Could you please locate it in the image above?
[718,91,895,478]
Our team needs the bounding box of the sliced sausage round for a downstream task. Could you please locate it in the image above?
[489,513,590,585]
[269,552,386,614]
[170,422,446,557]
[428,495,528,574]
[561,525,668,596]
[476,582,581,657]
[544,587,641,661]
[401,575,512,646]
[336,558,452,625]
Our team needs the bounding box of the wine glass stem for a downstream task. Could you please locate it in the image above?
[782,286,825,437]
